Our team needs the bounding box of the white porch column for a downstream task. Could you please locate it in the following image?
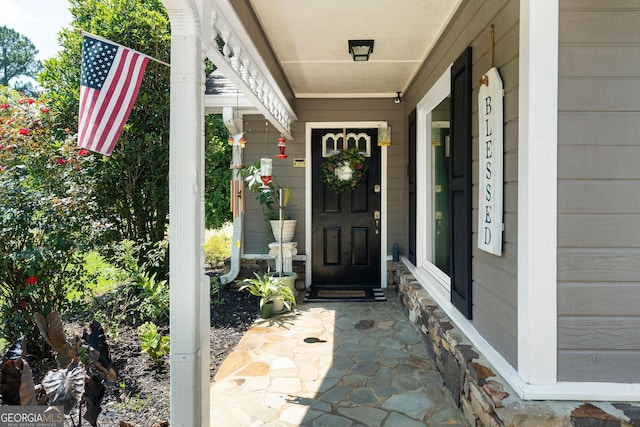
[517,0,558,385]
[162,0,210,425]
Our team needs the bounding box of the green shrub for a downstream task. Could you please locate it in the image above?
[0,88,99,350]
[210,275,225,305]
[109,239,169,322]
[203,230,232,267]
[136,271,169,321]
[138,321,169,368]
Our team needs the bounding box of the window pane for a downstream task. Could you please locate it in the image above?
[431,98,451,275]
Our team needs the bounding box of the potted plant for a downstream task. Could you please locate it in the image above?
[242,160,297,243]
[242,160,298,293]
[238,272,296,318]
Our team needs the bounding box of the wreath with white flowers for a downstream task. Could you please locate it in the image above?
[321,146,368,193]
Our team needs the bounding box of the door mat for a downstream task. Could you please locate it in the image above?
[304,286,386,302]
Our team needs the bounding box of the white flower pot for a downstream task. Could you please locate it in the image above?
[268,272,297,295]
[270,219,297,243]
[272,298,285,313]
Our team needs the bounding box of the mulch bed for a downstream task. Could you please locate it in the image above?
[19,281,259,427]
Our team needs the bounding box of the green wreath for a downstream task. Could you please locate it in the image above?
[321,146,368,193]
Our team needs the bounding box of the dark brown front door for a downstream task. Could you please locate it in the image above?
[311,128,381,287]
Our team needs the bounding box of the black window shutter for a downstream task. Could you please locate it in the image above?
[408,109,417,265]
[449,47,473,319]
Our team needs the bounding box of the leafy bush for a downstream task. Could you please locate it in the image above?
[204,115,233,229]
[0,87,99,350]
[136,271,169,321]
[203,230,232,267]
[210,275,225,305]
[0,313,117,426]
[89,240,169,335]
[138,322,169,369]
[40,0,173,257]
[113,240,169,322]
[90,282,138,342]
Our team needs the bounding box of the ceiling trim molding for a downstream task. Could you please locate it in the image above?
[295,92,398,99]
[202,0,296,139]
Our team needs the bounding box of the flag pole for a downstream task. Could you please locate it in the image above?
[75,28,170,68]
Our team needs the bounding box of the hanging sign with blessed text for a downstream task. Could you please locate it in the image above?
[477,67,504,256]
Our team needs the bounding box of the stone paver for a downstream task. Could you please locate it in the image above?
[210,292,467,426]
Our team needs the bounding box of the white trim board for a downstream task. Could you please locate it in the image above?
[305,121,389,289]
[517,0,558,386]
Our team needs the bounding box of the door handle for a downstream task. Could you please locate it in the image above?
[374,210,380,234]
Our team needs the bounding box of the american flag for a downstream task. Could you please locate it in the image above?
[77,35,149,156]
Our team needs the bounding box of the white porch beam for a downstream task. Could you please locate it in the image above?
[517,0,559,385]
[204,93,258,115]
[203,0,296,139]
[162,0,210,425]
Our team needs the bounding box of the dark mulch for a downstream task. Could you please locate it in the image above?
[16,281,259,427]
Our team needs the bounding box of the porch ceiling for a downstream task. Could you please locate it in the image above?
[248,0,461,99]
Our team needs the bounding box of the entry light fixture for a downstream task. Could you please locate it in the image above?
[394,92,402,104]
[348,39,374,61]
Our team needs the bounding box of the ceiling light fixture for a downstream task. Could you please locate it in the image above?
[348,39,374,61]
[394,92,402,104]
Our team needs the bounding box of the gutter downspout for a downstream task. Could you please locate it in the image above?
[220,107,243,285]
[161,0,210,425]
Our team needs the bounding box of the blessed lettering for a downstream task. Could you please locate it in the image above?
[483,95,493,245]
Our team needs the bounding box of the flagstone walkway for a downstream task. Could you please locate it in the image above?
[210,291,467,426]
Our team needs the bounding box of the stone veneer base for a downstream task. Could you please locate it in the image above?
[389,261,640,427]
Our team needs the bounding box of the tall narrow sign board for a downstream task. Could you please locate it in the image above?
[478,67,503,255]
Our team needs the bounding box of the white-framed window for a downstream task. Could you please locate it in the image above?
[415,67,453,292]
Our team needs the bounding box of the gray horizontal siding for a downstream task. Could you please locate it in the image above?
[558,350,640,383]
[559,146,640,180]
[559,112,640,146]
[406,0,520,367]
[557,0,640,382]
[469,2,519,368]
[241,116,307,254]
[559,181,640,214]
[558,215,640,248]
[558,282,640,316]
[558,249,640,282]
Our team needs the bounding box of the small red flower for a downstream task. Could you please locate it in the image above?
[57,158,67,165]
[18,98,35,105]
[0,103,10,109]
[355,164,362,169]
[78,149,90,156]
[6,119,14,125]
[0,145,4,149]
[26,276,37,285]
[19,302,28,309]
[19,128,29,135]
[40,107,50,113]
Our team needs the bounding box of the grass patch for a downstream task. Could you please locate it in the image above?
[66,252,127,303]
[84,251,128,295]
